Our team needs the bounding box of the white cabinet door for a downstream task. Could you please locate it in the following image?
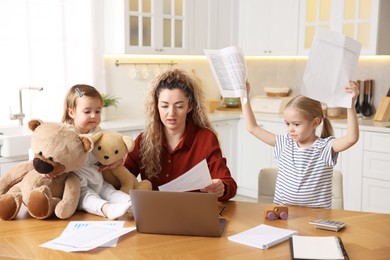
[0,161,26,177]
[298,0,390,55]
[341,129,364,211]
[362,178,390,214]
[360,131,390,213]
[188,0,238,54]
[237,119,275,198]
[238,0,299,55]
[213,119,239,181]
[104,0,189,55]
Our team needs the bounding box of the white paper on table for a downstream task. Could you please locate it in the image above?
[39,221,136,252]
[61,221,125,247]
[158,159,212,192]
[301,29,361,108]
[228,224,298,250]
[204,46,248,104]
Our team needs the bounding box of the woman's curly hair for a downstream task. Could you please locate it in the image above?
[140,68,214,178]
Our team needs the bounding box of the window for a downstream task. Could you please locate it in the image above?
[0,0,105,124]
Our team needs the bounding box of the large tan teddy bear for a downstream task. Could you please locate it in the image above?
[91,131,152,193]
[0,120,92,220]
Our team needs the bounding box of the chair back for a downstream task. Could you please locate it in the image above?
[331,170,344,210]
[257,168,344,209]
[257,168,278,204]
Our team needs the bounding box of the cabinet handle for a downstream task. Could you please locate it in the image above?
[155,48,164,52]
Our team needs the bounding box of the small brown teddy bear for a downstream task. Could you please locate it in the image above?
[0,119,92,220]
[92,131,152,193]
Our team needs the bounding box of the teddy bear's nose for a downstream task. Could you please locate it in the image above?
[104,155,109,160]
[33,158,54,174]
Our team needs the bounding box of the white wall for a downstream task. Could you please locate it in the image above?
[1,55,388,126]
[104,55,390,120]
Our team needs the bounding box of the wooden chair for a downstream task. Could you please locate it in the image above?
[257,168,344,209]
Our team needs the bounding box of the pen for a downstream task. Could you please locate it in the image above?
[219,206,227,216]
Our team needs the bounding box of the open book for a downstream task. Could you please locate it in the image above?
[204,46,248,103]
[228,224,298,250]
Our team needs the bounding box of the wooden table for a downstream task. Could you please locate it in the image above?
[1,201,390,259]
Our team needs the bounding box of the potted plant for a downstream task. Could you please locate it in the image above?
[102,94,120,108]
[101,94,120,121]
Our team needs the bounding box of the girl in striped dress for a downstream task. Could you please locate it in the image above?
[241,80,359,208]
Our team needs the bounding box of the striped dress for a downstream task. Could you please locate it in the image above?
[273,134,337,208]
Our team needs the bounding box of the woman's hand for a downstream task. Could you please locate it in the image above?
[98,158,124,172]
[201,179,225,198]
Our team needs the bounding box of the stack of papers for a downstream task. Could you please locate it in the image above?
[40,221,135,252]
[228,224,298,249]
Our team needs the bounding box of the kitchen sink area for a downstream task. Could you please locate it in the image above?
[0,126,32,158]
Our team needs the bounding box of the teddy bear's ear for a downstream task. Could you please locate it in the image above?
[80,136,93,153]
[28,119,43,131]
[122,136,135,152]
[91,131,104,143]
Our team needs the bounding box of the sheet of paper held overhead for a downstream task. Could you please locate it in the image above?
[204,46,248,104]
[301,29,361,108]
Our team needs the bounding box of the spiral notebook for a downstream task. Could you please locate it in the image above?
[290,235,349,260]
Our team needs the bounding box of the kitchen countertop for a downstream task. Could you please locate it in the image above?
[1,111,389,164]
[99,111,243,132]
[101,111,390,134]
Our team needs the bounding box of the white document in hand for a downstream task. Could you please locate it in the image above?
[301,29,361,108]
[204,46,248,104]
[158,159,212,192]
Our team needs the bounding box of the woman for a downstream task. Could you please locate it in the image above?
[124,68,237,201]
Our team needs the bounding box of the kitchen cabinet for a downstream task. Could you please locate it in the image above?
[298,0,390,55]
[104,0,189,55]
[238,0,300,55]
[212,119,239,182]
[361,131,390,213]
[236,119,286,198]
[188,0,238,54]
[340,129,364,211]
[0,160,26,177]
[117,129,142,140]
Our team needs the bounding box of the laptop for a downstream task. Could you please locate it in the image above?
[129,190,226,237]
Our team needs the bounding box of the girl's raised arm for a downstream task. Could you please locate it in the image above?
[241,80,276,147]
[332,80,360,153]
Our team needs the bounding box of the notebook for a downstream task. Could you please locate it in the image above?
[228,224,298,249]
[129,190,226,237]
[290,235,349,260]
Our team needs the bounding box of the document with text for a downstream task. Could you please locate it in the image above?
[204,46,248,104]
[301,28,361,108]
[40,221,135,252]
[158,159,212,192]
